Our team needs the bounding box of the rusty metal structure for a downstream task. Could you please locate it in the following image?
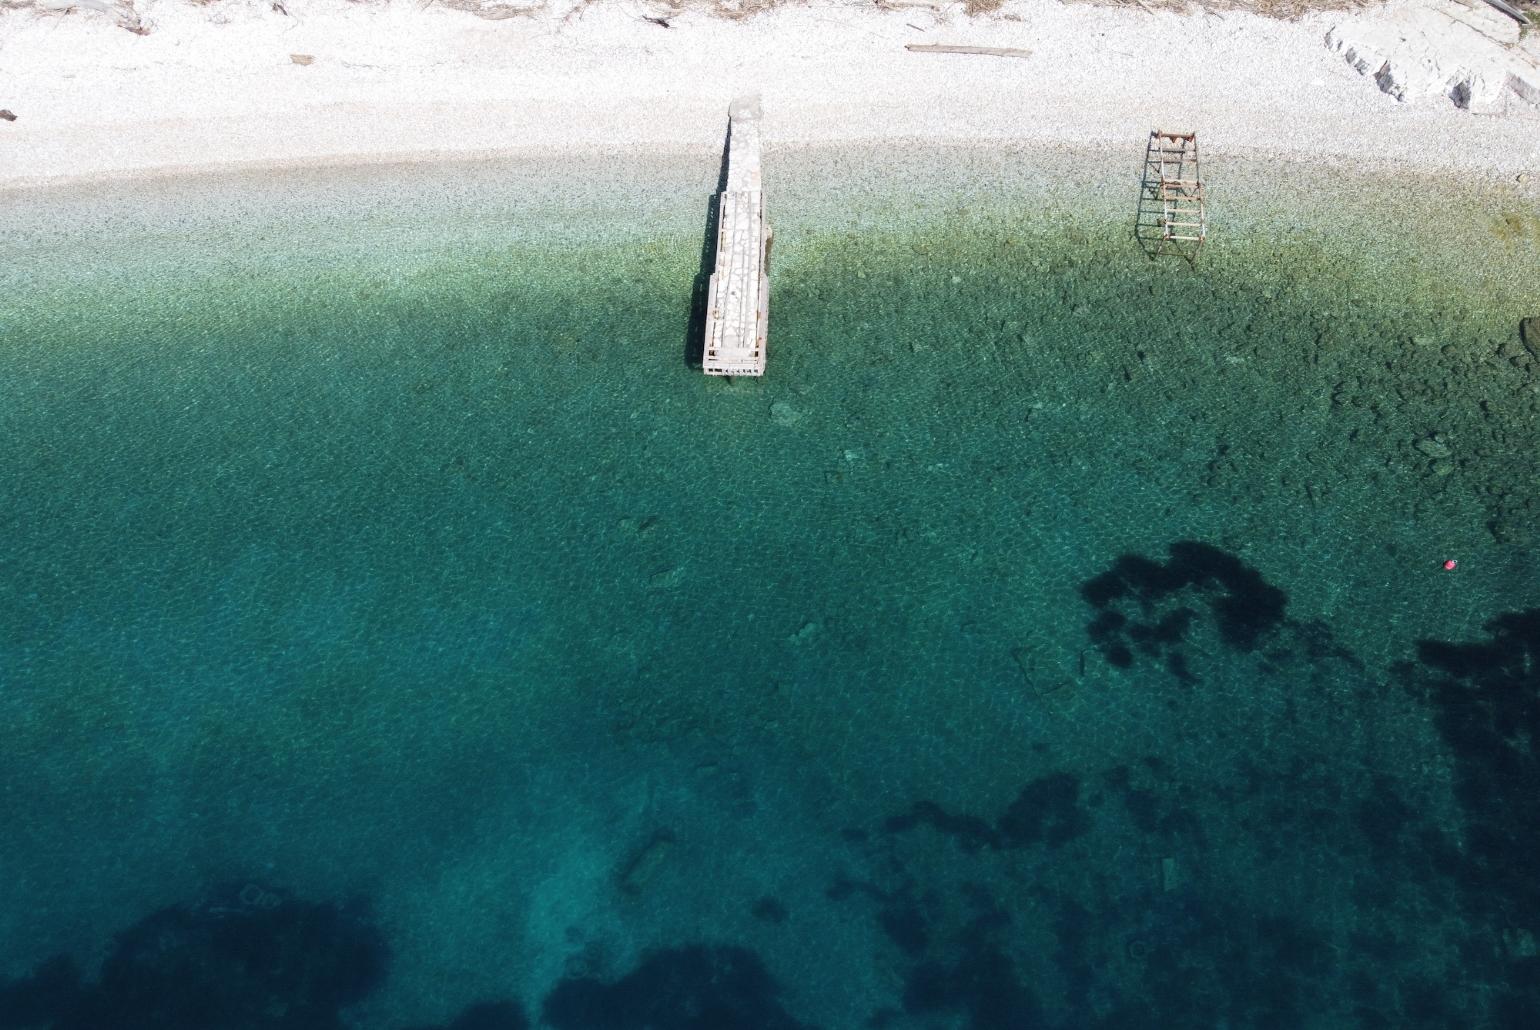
[1136,130,1207,265]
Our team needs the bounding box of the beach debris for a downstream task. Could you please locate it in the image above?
[648,565,685,589]
[0,110,15,122]
[438,0,549,19]
[1010,644,1073,696]
[290,53,315,66]
[619,513,659,536]
[904,44,1033,59]
[617,829,675,895]
[643,15,671,28]
[117,1,148,35]
[57,0,146,33]
[1481,0,1528,26]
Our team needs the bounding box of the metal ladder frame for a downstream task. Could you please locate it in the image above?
[1136,130,1207,265]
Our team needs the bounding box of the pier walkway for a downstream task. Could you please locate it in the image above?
[703,96,771,377]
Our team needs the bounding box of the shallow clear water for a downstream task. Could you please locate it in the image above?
[2,147,1539,1028]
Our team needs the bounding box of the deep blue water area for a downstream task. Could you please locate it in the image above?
[2,152,1539,1028]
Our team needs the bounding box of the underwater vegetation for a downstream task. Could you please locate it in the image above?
[827,542,1540,1028]
[1402,609,1540,1027]
[2,543,1538,1029]
[0,882,388,1030]
[1081,540,1289,681]
[406,1001,529,1030]
[542,945,809,1030]
[0,886,816,1030]
[0,884,533,1030]
[0,899,811,1030]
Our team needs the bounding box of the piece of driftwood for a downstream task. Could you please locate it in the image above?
[290,53,314,66]
[1481,0,1527,26]
[905,43,1033,59]
[0,110,16,122]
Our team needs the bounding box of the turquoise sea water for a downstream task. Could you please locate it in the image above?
[2,146,1539,1028]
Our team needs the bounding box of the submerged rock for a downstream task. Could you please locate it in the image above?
[751,896,789,924]
[1415,436,1452,459]
[1522,317,1540,360]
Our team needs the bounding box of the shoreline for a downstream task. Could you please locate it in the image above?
[8,138,1537,271]
[4,133,1537,197]
[2,0,1538,190]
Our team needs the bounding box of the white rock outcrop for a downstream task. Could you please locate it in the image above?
[1325,0,1540,113]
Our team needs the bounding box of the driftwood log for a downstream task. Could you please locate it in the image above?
[1481,0,1527,26]
[905,44,1033,59]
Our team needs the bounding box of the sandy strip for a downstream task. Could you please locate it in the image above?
[0,0,1537,189]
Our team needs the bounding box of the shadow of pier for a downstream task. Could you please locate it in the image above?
[683,125,733,369]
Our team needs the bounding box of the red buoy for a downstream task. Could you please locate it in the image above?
[1442,559,1458,571]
